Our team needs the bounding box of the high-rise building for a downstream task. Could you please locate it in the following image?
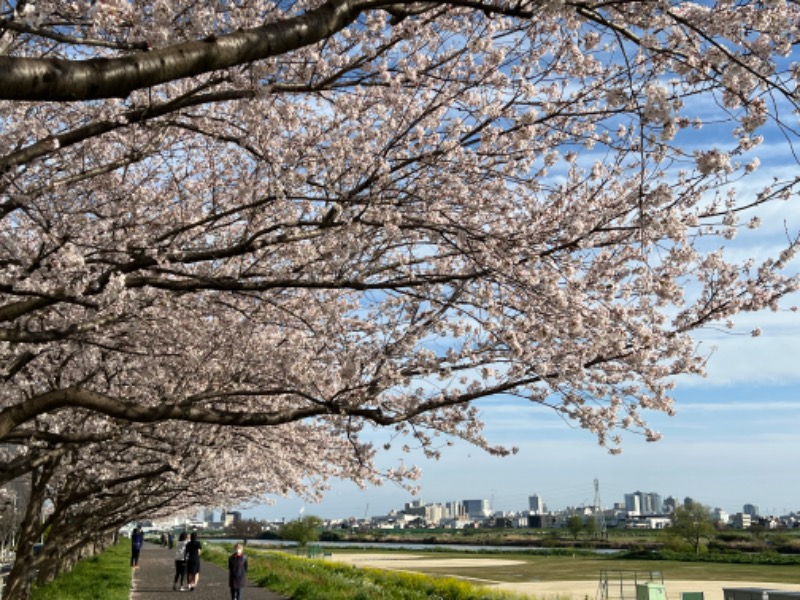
[642,492,663,514]
[529,494,544,514]
[445,501,465,519]
[426,504,445,524]
[624,493,641,515]
[743,504,760,517]
[224,511,241,526]
[733,512,752,529]
[625,491,663,515]
[463,499,492,519]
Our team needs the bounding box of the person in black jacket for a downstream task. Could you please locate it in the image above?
[228,543,248,600]
[185,531,202,591]
[130,527,144,568]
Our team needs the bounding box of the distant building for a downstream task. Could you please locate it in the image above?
[528,514,558,528]
[624,493,641,515]
[224,511,241,527]
[626,515,671,529]
[400,500,462,526]
[426,504,445,524]
[744,504,760,518]
[625,491,663,515]
[758,516,781,530]
[494,515,528,528]
[606,509,629,528]
[445,501,465,519]
[463,499,492,519]
[529,494,544,514]
[732,512,752,529]
[712,507,729,526]
[641,492,663,514]
[403,501,426,518]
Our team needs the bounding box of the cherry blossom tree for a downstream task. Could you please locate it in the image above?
[1,0,799,597]
[2,413,365,597]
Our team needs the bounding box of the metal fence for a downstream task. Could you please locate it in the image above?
[598,570,665,600]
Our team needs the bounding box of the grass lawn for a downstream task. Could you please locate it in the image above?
[30,541,131,600]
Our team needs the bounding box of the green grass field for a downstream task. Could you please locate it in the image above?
[30,541,131,600]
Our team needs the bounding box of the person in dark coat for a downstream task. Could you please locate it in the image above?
[228,543,248,600]
[185,531,202,591]
[130,527,144,568]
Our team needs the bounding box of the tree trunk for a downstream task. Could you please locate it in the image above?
[3,471,49,600]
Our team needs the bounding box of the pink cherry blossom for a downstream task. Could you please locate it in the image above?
[1,1,799,597]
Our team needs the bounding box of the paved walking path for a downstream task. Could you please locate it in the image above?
[130,542,289,600]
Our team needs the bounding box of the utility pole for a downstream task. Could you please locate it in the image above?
[594,478,608,540]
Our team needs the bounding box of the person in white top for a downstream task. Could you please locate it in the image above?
[173,531,189,591]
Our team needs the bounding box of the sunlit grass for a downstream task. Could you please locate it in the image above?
[205,543,534,600]
[30,541,131,600]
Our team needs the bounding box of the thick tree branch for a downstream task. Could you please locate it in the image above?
[0,387,357,439]
[0,0,363,101]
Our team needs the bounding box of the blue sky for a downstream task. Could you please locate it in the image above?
[241,292,800,521]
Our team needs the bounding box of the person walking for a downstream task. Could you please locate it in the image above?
[130,527,144,569]
[173,531,189,591]
[228,543,248,600]
[185,531,202,591]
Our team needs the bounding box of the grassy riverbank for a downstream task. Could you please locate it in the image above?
[30,541,130,600]
[321,527,800,554]
[22,539,800,600]
[205,543,531,599]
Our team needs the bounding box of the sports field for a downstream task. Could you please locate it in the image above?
[328,552,800,600]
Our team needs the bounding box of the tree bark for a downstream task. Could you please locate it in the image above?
[0,0,361,101]
[3,470,50,600]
